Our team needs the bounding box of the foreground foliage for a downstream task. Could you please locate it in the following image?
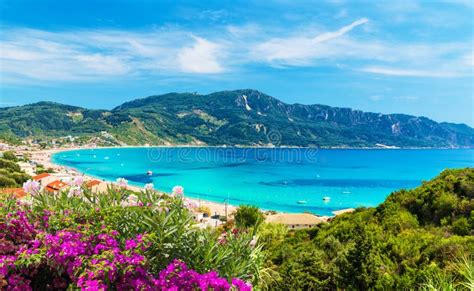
[0,186,258,290]
[261,168,474,290]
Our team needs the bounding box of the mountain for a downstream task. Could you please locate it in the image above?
[0,89,473,147]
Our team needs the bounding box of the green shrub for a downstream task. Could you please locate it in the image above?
[234,205,264,229]
[2,151,18,161]
[0,175,16,187]
[452,217,471,236]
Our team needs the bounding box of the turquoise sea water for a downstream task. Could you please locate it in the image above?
[52,148,473,216]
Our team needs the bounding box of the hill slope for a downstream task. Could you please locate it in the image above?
[264,168,474,289]
[0,90,472,147]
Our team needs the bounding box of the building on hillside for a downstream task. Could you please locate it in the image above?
[45,180,69,194]
[85,179,108,193]
[0,188,26,198]
[265,213,328,229]
[32,173,56,187]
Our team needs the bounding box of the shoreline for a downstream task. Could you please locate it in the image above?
[33,144,473,151]
[29,147,239,218]
[25,145,459,218]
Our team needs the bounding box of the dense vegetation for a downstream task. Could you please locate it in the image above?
[0,151,30,187]
[259,168,474,290]
[0,185,259,290]
[1,90,472,147]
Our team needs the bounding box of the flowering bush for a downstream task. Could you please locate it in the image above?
[0,189,258,290]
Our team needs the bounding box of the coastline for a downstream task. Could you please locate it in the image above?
[25,145,462,218]
[29,146,238,218]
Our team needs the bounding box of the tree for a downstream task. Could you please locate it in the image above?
[2,151,18,161]
[234,205,264,229]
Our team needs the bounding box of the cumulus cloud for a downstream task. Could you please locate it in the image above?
[177,37,223,73]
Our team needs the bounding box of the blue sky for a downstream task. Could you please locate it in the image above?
[0,0,473,125]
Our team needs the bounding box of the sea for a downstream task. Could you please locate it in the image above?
[52,147,473,216]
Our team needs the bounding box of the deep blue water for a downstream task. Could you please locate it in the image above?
[52,148,473,216]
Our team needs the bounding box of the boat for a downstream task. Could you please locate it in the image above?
[147,170,153,176]
[297,200,307,204]
[342,191,351,194]
[323,196,331,202]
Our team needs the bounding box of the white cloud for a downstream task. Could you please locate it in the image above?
[177,37,223,73]
[369,95,383,101]
[252,18,369,65]
[360,67,456,77]
[0,17,472,84]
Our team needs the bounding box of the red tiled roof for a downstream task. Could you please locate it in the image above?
[85,180,102,188]
[32,173,51,181]
[45,180,68,192]
[0,188,26,198]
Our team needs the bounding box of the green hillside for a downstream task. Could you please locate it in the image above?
[262,168,474,289]
[1,90,472,147]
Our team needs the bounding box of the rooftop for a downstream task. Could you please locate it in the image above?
[32,172,51,181]
[266,213,327,225]
[0,188,26,198]
[85,180,102,188]
[45,180,68,192]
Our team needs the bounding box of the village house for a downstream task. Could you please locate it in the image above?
[265,213,328,229]
[45,180,69,194]
[32,173,57,187]
[85,179,108,193]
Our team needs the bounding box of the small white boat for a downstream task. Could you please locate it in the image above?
[342,191,351,194]
[323,196,331,202]
[147,170,153,176]
[104,156,110,160]
[297,200,307,204]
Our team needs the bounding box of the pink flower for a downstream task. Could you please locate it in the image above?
[185,199,198,209]
[72,176,84,187]
[116,178,128,188]
[22,180,40,196]
[68,186,82,197]
[172,185,184,197]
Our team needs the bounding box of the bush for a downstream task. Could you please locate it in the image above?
[1,151,17,161]
[234,205,264,229]
[0,175,16,187]
[452,217,471,236]
[196,205,211,217]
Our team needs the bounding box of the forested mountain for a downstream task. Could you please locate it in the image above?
[1,89,472,147]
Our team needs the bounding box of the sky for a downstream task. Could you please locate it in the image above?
[0,0,473,125]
